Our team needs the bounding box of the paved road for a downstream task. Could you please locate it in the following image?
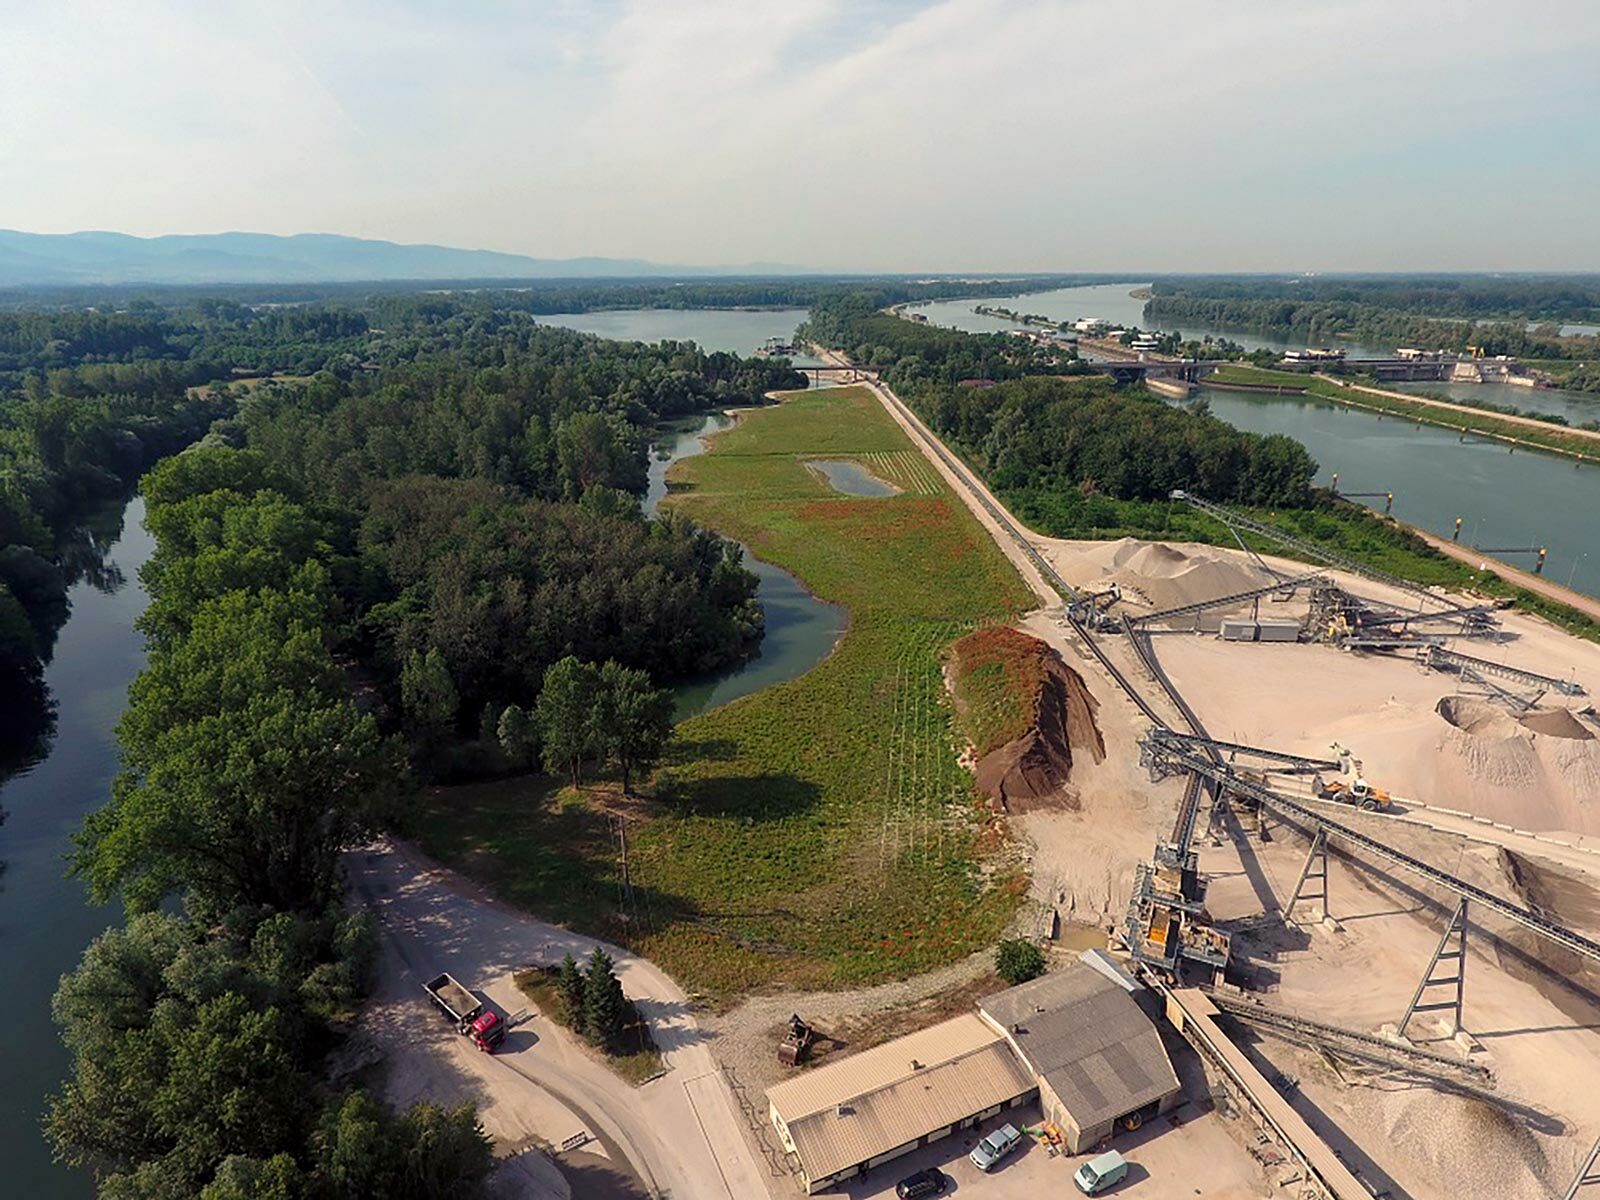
[351,838,776,1200]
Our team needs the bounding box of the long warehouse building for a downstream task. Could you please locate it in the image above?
[766,1012,1037,1193]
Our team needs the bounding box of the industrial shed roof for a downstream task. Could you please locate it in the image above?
[980,965,1179,1130]
[766,1013,1036,1182]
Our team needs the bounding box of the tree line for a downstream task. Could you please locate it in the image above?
[801,293,1316,510]
[53,446,492,1199]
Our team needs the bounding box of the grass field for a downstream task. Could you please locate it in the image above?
[417,386,1035,999]
[1203,364,1310,390]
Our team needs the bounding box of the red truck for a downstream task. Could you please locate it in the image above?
[424,972,506,1053]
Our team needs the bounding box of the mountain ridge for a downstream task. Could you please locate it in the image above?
[0,229,803,285]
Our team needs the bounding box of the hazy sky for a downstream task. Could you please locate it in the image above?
[4,0,1598,272]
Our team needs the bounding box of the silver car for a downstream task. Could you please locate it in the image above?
[968,1123,1023,1171]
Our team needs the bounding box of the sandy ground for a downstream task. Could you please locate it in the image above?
[1032,533,1600,837]
[349,838,776,1200]
[853,369,1600,1200]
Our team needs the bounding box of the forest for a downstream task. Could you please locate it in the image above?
[0,290,810,1198]
[1146,275,1600,322]
[801,293,1315,509]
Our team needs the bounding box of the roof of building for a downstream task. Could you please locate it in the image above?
[980,965,1179,1130]
[766,1013,1036,1182]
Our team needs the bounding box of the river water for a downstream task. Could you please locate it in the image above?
[1200,392,1600,597]
[646,414,845,719]
[0,497,151,1199]
[539,307,823,365]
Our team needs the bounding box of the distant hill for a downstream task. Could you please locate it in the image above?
[0,230,798,285]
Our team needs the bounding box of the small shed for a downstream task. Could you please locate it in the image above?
[979,965,1181,1153]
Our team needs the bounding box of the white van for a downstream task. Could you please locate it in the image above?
[1074,1149,1128,1194]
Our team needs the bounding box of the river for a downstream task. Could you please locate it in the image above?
[1200,391,1600,597]
[0,497,151,1199]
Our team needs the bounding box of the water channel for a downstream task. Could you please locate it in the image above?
[911,284,1600,597]
[1200,390,1600,597]
[0,498,151,1199]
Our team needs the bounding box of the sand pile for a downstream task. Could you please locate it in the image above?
[950,627,1105,812]
[1431,697,1600,832]
[1519,706,1594,740]
[1068,537,1277,616]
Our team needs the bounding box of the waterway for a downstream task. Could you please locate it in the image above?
[1200,391,1600,598]
[0,497,152,1199]
[1393,379,1600,428]
[906,283,1394,358]
[538,307,824,364]
[646,415,844,719]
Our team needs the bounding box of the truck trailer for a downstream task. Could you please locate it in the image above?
[424,972,507,1052]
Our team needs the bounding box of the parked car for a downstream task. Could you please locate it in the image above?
[968,1122,1023,1171]
[894,1167,947,1198]
[1074,1149,1129,1194]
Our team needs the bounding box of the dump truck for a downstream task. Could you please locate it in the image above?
[424,972,506,1053]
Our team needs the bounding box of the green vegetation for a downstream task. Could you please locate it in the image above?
[50,449,492,1198]
[514,960,662,1086]
[948,625,1049,758]
[994,938,1046,986]
[800,293,1074,384]
[1203,364,1311,390]
[416,387,1035,997]
[1146,278,1600,393]
[531,656,673,793]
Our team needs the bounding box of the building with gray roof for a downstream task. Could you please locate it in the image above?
[978,963,1181,1153]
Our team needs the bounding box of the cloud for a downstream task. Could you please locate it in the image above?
[2,0,1597,269]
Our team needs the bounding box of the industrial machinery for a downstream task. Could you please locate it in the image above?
[1315,743,1391,811]
[778,1013,817,1066]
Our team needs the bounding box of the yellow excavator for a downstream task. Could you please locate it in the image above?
[1316,743,1391,811]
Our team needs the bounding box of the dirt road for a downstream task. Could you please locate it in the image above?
[351,838,775,1200]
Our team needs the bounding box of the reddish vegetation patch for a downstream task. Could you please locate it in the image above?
[950,626,1105,812]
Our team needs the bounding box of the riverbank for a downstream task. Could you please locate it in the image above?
[1202,366,1600,462]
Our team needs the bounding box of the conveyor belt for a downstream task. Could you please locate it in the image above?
[1149,742,1600,965]
[1172,490,1453,611]
[1426,645,1586,696]
[873,373,1600,969]
[1127,572,1327,627]
[1204,991,1492,1083]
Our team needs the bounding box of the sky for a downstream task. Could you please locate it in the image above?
[3,0,1599,273]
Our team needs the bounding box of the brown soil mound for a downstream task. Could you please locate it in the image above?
[1518,705,1594,740]
[965,637,1105,812]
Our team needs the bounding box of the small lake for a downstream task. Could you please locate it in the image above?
[806,459,897,497]
[646,414,845,719]
[538,307,824,365]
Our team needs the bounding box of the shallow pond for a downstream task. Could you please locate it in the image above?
[806,458,897,497]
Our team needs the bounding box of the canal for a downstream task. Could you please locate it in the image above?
[0,497,151,1199]
[1200,390,1600,598]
